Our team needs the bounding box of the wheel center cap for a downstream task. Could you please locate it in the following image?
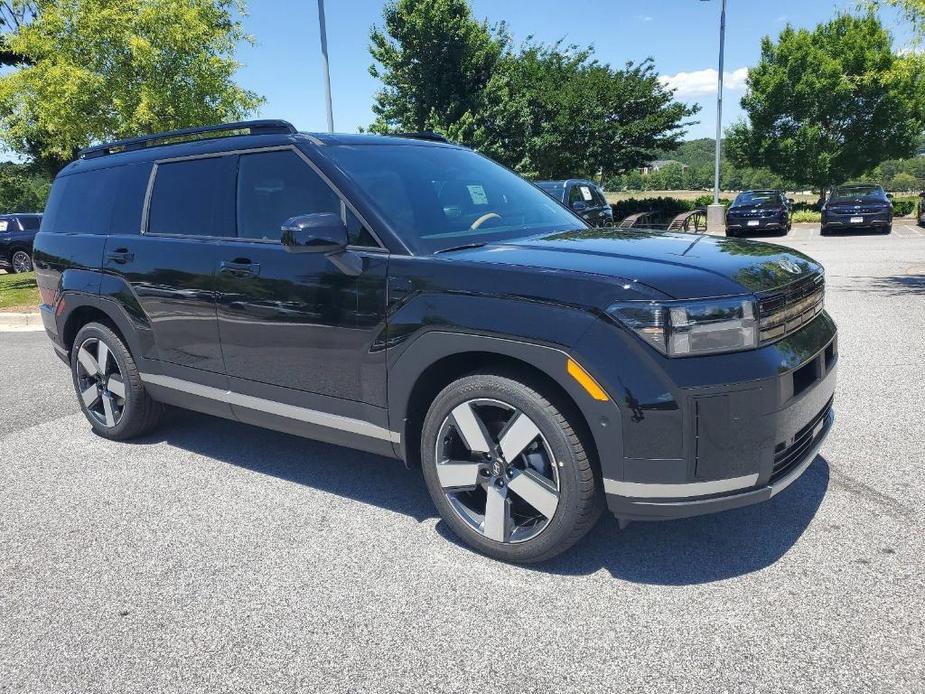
[491,460,504,477]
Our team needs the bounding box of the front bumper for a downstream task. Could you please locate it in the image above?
[572,311,838,522]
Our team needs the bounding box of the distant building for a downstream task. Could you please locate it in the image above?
[639,159,689,175]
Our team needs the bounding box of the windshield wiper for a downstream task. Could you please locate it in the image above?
[434,242,488,254]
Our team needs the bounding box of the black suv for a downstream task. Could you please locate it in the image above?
[0,213,42,273]
[535,179,614,227]
[725,190,791,237]
[821,184,893,235]
[34,120,837,563]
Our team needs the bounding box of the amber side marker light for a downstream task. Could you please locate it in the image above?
[566,358,609,402]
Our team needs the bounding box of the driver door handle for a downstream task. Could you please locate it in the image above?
[219,259,261,278]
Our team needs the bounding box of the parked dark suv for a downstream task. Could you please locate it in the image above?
[34,120,837,563]
[725,190,791,237]
[821,184,893,235]
[0,213,42,273]
[536,179,614,227]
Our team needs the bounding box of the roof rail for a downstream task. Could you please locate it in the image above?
[78,119,298,159]
[393,131,449,143]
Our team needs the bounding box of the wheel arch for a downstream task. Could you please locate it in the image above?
[60,296,138,360]
[390,332,617,471]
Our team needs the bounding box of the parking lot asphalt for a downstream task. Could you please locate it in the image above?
[1,226,924,693]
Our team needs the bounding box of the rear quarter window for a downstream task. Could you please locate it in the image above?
[41,163,150,235]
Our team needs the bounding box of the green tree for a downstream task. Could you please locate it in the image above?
[727,14,925,193]
[0,0,262,175]
[458,41,697,180]
[368,0,507,133]
[0,161,50,212]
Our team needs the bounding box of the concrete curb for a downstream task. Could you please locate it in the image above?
[0,312,43,332]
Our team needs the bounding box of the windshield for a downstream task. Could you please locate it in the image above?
[831,186,883,201]
[733,191,779,206]
[323,145,586,253]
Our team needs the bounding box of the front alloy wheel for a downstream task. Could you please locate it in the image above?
[421,372,602,563]
[435,399,560,544]
[11,250,32,273]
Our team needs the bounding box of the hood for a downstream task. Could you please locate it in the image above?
[444,228,822,299]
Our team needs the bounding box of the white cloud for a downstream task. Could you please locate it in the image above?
[637,15,653,22]
[658,67,749,98]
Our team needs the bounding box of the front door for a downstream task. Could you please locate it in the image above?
[214,148,390,442]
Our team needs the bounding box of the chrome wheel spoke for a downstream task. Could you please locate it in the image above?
[482,484,510,542]
[508,468,559,519]
[450,402,492,453]
[436,461,482,491]
[499,411,541,462]
[101,392,116,427]
[80,384,101,408]
[77,346,98,376]
[107,374,125,399]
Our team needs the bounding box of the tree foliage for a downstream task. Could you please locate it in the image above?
[368,0,507,133]
[0,0,263,174]
[368,0,697,180]
[0,161,50,212]
[726,14,925,192]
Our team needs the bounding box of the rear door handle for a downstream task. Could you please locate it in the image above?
[106,248,134,264]
[219,259,261,278]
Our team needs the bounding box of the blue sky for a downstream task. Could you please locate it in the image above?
[236,0,913,141]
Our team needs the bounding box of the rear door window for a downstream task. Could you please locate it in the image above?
[17,216,41,231]
[147,156,236,237]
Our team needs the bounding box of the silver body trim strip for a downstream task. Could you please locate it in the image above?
[140,373,400,443]
[604,473,760,499]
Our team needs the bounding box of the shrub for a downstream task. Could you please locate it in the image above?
[791,210,821,223]
[890,196,917,216]
[610,195,732,226]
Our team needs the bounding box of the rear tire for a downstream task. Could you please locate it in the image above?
[70,322,165,440]
[420,371,602,563]
[10,249,32,273]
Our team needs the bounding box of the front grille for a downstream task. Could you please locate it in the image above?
[771,397,833,482]
[758,273,825,344]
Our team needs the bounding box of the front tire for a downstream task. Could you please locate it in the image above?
[70,322,165,440]
[421,371,602,563]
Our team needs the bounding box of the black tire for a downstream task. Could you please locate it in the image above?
[420,371,602,563]
[725,229,737,238]
[883,225,892,235]
[10,248,32,273]
[70,322,165,440]
[820,226,830,236]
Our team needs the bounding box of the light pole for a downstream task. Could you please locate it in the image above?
[317,0,334,133]
[705,0,727,232]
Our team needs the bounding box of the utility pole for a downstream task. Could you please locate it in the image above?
[317,0,334,133]
[705,0,727,233]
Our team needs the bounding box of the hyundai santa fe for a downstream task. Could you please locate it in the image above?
[33,120,837,563]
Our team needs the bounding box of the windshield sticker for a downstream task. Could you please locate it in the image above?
[467,184,489,205]
[580,186,594,201]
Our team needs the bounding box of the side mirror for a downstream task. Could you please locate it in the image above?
[571,200,588,212]
[886,192,894,199]
[281,213,348,254]
[787,198,795,204]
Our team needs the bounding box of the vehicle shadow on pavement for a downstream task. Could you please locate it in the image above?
[531,455,831,584]
[129,411,437,523]
[131,411,829,584]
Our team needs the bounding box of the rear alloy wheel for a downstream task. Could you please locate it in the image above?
[71,322,165,440]
[421,372,601,563]
[11,250,32,273]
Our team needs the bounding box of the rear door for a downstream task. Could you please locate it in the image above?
[102,154,235,382]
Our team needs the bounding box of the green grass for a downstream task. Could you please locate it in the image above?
[0,271,40,311]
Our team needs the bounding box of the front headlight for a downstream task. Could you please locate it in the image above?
[608,296,758,357]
